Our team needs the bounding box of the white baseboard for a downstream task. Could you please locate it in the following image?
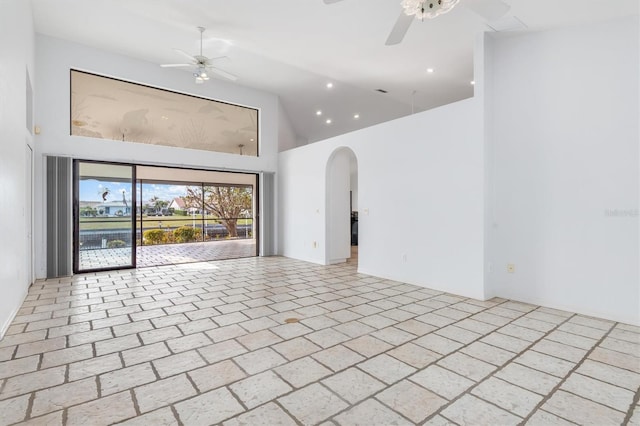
[0,287,29,341]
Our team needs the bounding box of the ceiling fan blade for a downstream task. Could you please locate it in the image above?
[464,0,510,21]
[160,63,191,68]
[202,56,229,67]
[208,67,238,81]
[173,48,196,62]
[385,12,413,46]
[323,0,344,3]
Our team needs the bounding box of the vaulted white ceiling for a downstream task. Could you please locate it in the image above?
[31,0,638,145]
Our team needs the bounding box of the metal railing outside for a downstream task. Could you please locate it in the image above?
[78,217,253,250]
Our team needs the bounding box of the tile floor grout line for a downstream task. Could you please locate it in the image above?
[147,354,162,381]
[314,300,526,423]
[2,257,638,425]
[518,320,618,425]
[95,374,102,399]
[183,372,203,398]
[272,399,306,426]
[622,384,640,425]
[23,391,36,422]
[328,385,419,426]
[225,383,255,413]
[422,312,579,424]
[9,345,19,361]
[559,387,629,414]
[518,355,639,394]
[315,381,385,425]
[523,408,580,426]
[505,348,583,378]
[61,407,68,425]
[437,412,462,425]
[215,299,437,422]
[586,344,640,364]
[129,388,142,417]
[169,405,185,426]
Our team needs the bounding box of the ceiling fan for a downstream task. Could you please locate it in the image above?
[324,0,510,45]
[160,27,237,83]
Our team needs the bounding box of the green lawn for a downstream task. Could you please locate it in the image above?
[79,215,253,230]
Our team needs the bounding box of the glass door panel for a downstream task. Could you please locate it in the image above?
[202,185,253,241]
[74,161,136,272]
[138,181,202,245]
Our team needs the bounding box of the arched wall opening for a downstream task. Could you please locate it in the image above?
[325,147,358,265]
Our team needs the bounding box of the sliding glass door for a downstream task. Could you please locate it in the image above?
[72,161,258,271]
[74,161,136,272]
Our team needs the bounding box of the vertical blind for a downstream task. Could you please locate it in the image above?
[46,156,72,278]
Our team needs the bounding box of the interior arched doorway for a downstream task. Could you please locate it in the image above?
[325,147,358,266]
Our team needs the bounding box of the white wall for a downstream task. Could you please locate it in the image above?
[279,99,486,299]
[278,101,299,152]
[350,158,358,212]
[34,35,284,278]
[279,16,639,324]
[476,32,496,302]
[326,148,353,264]
[485,17,639,324]
[349,170,358,212]
[0,0,36,337]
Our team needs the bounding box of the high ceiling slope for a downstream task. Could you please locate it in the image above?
[32,0,638,145]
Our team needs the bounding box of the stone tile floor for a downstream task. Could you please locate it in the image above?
[79,239,256,270]
[0,255,638,425]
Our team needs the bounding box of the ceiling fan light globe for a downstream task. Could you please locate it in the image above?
[401,0,422,16]
[403,0,460,19]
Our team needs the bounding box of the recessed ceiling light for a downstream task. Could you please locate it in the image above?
[250,138,254,142]
[316,110,322,116]
[470,80,476,85]
[326,119,332,124]
[427,68,434,73]
[161,116,169,120]
[326,82,334,89]
[353,114,360,119]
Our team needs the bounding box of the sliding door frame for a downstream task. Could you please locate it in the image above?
[73,160,260,274]
[73,159,137,274]
[134,163,260,258]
